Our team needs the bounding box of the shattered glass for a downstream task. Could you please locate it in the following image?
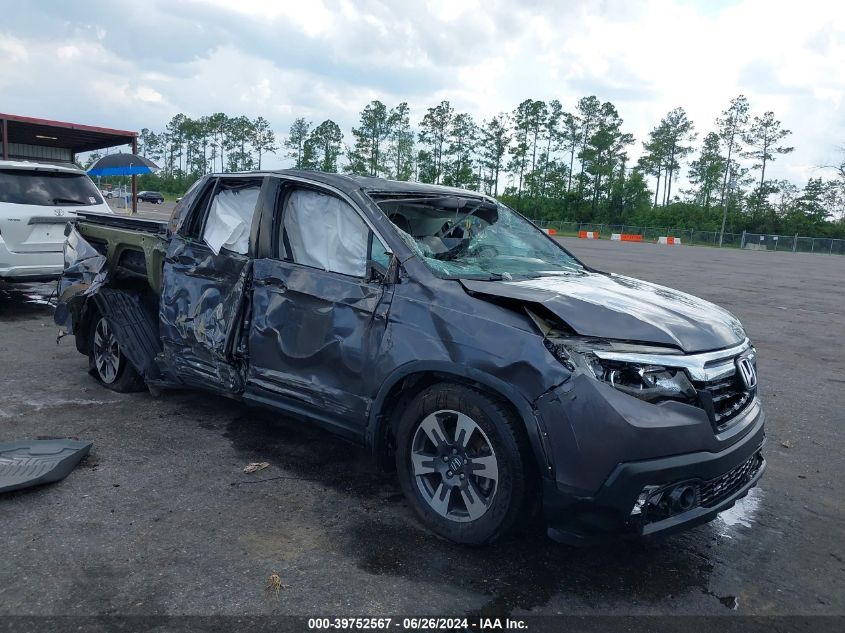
[384,201,582,279]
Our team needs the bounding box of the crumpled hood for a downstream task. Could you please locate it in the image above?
[460,272,746,353]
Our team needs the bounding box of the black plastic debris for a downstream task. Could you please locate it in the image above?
[0,439,93,493]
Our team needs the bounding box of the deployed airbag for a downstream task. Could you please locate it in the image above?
[202,187,260,255]
[283,189,368,277]
[0,439,93,493]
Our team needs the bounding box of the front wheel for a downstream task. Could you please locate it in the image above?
[395,383,534,544]
[88,315,145,392]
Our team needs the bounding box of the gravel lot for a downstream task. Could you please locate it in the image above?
[0,238,843,618]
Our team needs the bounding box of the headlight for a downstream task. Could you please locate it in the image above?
[545,337,697,404]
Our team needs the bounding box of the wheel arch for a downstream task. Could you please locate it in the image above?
[366,362,552,478]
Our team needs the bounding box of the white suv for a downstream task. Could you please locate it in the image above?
[0,160,113,282]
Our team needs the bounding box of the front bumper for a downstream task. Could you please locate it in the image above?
[533,370,766,544]
[543,411,765,544]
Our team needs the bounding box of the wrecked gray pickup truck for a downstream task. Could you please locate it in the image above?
[55,170,765,545]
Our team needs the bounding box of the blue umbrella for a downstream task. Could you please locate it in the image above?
[87,152,159,176]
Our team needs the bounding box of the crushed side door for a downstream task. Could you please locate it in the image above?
[158,177,263,392]
[245,183,394,434]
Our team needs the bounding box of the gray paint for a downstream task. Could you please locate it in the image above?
[54,169,765,540]
[0,439,92,493]
[461,273,746,353]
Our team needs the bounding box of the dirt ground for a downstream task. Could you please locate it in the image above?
[0,237,843,618]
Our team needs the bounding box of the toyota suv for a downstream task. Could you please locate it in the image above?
[54,170,765,544]
[1,160,113,282]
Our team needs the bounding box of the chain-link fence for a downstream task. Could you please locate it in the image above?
[535,220,844,254]
[742,233,845,255]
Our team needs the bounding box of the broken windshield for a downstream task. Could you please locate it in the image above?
[376,196,583,279]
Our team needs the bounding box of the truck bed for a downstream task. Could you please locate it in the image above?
[73,211,170,293]
[73,210,169,234]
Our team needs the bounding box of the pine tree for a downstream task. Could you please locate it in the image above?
[285,118,311,169]
[386,103,414,180]
[443,112,478,189]
[582,102,633,214]
[418,101,454,184]
[559,112,580,194]
[575,96,601,205]
[637,124,668,208]
[716,95,750,244]
[479,114,511,196]
[508,99,533,198]
[252,116,277,170]
[541,100,563,196]
[207,113,228,172]
[688,132,724,210]
[349,100,390,176]
[743,111,794,207]
[659,108,696,204]
[303,120,343,172]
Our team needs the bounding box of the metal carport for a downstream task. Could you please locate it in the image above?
[0,113,139,213]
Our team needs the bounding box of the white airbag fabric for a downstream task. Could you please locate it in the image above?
[203,187,259,255]
[284,189,368,277]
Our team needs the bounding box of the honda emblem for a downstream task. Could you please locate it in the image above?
[737,357,757,390]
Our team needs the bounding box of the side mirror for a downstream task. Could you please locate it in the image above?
[366,253,399,284]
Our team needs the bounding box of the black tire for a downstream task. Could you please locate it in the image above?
[395,383,534,545]
[88,315,145,393]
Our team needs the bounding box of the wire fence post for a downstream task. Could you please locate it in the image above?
[539,217,843,255]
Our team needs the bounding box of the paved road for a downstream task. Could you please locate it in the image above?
[106,198,176,219]
[0,239,843,617]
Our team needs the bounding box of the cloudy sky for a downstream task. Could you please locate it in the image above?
[1,0,843,185]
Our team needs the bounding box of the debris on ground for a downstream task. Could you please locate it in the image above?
[781,440,791,448]
[243,462,270,474]
[266,573,289,594]
[0,439,93,493]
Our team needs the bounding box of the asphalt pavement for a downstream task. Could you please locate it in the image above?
[0,237,843,618]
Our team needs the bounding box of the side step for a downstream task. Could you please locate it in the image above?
[0,440,93,493]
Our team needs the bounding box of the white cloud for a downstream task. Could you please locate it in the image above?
[136,86,164,103]
[0,34,29,63]
[0,0,842,181]
[204,0,336,36]
[57,44,81,60]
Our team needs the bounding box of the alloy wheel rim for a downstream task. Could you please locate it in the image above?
[410,409,499,523]
[93,318,120,384]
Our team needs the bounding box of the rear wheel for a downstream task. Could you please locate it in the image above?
[395,383,534,544]
[88,315,144,392]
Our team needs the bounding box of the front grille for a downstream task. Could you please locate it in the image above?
[700,451,763,507]
[699,374,753,428]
